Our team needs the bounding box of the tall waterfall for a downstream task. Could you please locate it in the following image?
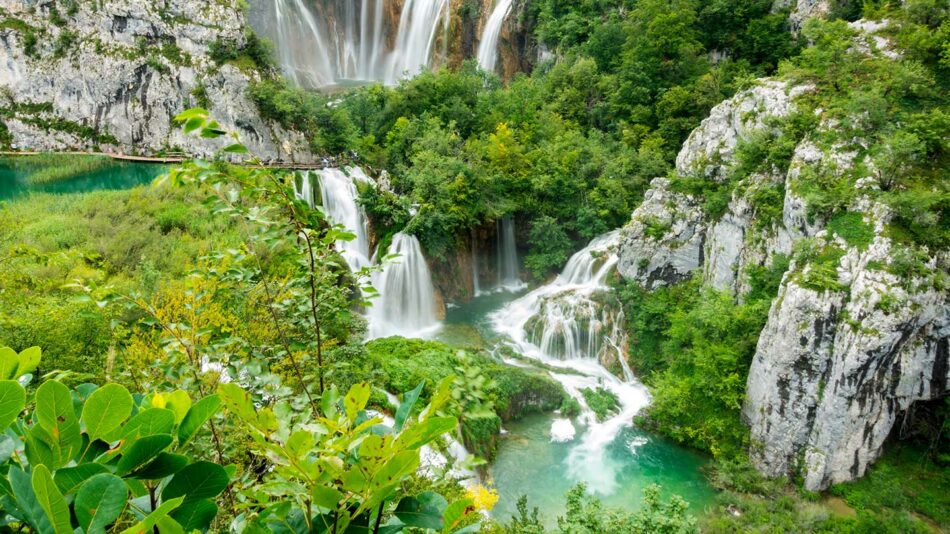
[491,230,649,495]
[496,216,523,290]
[368,233,441,339]
[476,0,513,73]
[253,0,451,87]
[296,169,373,271]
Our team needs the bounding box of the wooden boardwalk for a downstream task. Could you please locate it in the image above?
[0,151,351,170]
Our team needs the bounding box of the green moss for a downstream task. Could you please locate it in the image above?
[461,412,502,461]
[827,211,874,249]
[580,387,619,422]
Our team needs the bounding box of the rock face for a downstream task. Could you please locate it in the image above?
[0,0,313,161]
[617,24,949,490]
[618,81,808,291]
[772,0,831,30]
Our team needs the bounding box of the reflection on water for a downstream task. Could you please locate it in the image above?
[0,158,168,201]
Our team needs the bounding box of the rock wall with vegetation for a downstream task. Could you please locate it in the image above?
[617,14,949,490]
[0,0,312,161]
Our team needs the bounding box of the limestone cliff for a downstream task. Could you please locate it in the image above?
[617,19,949,490]
[0,0,313,161]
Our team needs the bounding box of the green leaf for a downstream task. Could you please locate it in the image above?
[394,382,424,432]
[115,434,173,476]
[10,465,53,533]
[35,380,82,467]
[162,461,230,504]
[174,108,208,122]
[163,390,192,425]
[370,450,420,490]
[223,143,249,154]
[0,380,26,430]
[16,346,41,378]
[394,492,447,531]
[178,394,220,446]
[169,498,217,531]
[114,408,176,444]
[441,499,473,534]
[394,416,457,450]
[119,496,183,534]
[0,347,18,380]
[183,116,205,134]
[82,383,133,441]
[129,452,189,480]
[310,485,344,510]
[54,463,109,495]
[75,474,127,534]
[321,386,339,420]
[345,383,371,422]
[32,464,72,534]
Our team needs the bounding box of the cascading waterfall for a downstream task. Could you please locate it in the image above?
[368,233,441,339]
[252,0,451,87]
[296,169,373,271]
[476,0,514,73]
[294,168,440,339]
[496,216,524,290]
[490,230,650,495]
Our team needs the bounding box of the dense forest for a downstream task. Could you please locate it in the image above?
[0,0,947,532]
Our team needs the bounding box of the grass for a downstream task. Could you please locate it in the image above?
[7,154,121,184]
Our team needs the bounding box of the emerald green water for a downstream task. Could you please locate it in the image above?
[0,158,167,201]
[488,415,716,526]
[440,291,717,526]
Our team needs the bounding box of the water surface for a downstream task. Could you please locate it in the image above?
[0,158,167,201]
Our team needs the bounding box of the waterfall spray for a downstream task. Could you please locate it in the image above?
[368,233,441,339]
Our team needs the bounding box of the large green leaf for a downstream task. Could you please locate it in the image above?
[16,346,41,378]
[169,498,218,531]
[394,492,448,531]
[0,347,18,380]
[177,394,220,446]
[113,408,175,444]
[118,496,183,534]
[32,464,72,534]
[115,434,173,476]
[81,383,133,441]
[160,390,192,424]
[0,380,26,430]
[394,382,424,432]
[75,474,127,534]
[394,416,457,450]
[129,452,189,480]
[54,463,109,495]
[34,381,81,467]
[370,450,420,490]
[162,461,230,504]
[441,499,473,534]
[344,383,371,422]
[9,465,53,533]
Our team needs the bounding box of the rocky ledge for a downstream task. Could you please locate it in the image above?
[0,0,312,161]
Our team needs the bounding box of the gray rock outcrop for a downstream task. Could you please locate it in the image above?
[0,0,313,161]
[617,23,949,490]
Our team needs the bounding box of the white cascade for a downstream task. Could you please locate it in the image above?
[471,233,482,296]
[252,0,450,87]
[490,230,650,495]
[294,169,372,271]
[495,215,523,290]
[476,0,513,73]
[368,233,441,339]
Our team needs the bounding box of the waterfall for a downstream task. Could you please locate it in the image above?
[294,169,372,271]
[496,216,524,290]
[490,230,650,495]
[476,0,513,73]
[472,234,482,296]
[252,0,450,87]
[368,233,441,339]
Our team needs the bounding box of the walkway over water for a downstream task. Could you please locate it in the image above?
[0,151,354,170]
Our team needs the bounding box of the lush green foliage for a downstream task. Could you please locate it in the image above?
[496,483,696,533]
[0,345,227,532]
[618,254,787,458]
[579,387,619,422]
